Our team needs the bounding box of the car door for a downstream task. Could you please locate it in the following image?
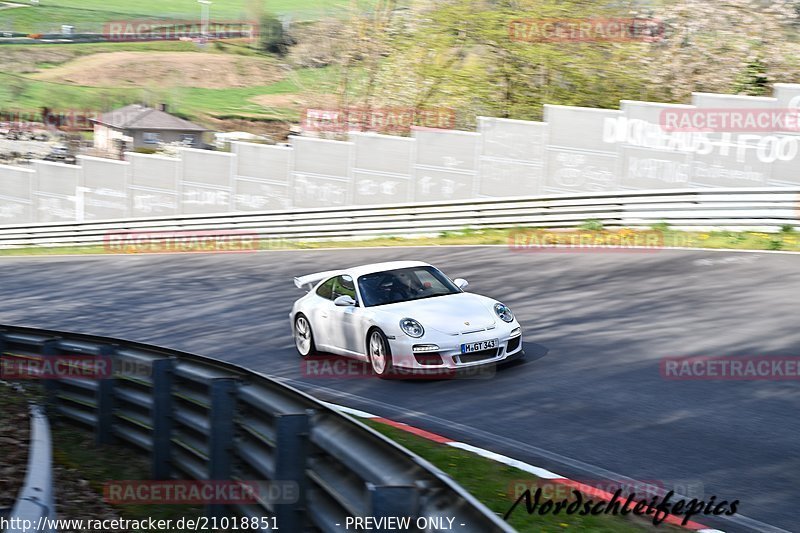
[310,277,337,350]
[326,275,363,355]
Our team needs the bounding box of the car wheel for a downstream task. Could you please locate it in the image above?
[294,314,316,357]
[367,329,393,378]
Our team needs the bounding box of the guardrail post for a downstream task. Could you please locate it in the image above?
[206,378,237,519]
[274,411,310,531]
[0,332,6,380]
[368,484,419,516]
[41,339,60,412]
[368,485,420,532]
[95,345,116,445]
[151,358,175,480]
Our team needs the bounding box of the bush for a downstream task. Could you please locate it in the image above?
[259,13,293,56]
[651,221,670,232]
[769,238,784,251]
[578,219,604,231]
[780,224,795,233]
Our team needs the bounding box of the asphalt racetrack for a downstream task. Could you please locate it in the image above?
[1,246,798,532]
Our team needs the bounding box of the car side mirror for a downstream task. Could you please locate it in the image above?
[454,278,468,290]
[334,295,357,307]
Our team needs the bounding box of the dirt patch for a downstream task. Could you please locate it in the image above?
[32,51,284,88]
[250,92,340,111]
[0,47,81,74]
[0,383,30,510]
[200,115,292,141]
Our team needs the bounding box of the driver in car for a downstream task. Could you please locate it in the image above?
[391,271,424,300]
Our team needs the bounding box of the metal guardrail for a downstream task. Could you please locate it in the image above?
[0,325,514,533]
[0,188,798,248]
[5,404,56,533]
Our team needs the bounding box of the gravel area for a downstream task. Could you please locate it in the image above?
[53,461,128,533]
[0,383,29,511]
[0,383,126,530]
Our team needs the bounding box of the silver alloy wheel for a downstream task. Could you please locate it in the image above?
[295,316,312,356]
[369,331,387,375]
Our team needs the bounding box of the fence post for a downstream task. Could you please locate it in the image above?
[206,378,237,519]
[95,344,116,445]
[151,358,175,480]
[369,484,420,532]
[41,339,60,412]
[0,332,6,378]
[274,411,310,531]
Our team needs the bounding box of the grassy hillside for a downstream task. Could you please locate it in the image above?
[0,0,382,33]
[0,0,366,132]
[0,53,339,123]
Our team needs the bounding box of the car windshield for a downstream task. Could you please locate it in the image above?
[357,266,461,307]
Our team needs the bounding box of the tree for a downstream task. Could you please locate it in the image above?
[282,0,800,129]
[259,12,291,56]
[641,0,800,102]
[734,57,770,96]
[371,0,661,125]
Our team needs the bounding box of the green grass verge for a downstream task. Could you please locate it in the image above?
[0,227,798,256]
[0,0,385,33]
[1,384,680,531]
[3,384,204,522]
[50,424,205,522]
[362,419,682,532]
[0,58,339,123]
[174,65,339,121]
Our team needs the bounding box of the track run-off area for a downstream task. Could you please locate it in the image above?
[1,245,798,532]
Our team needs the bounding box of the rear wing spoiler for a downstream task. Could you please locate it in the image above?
[294,270,340,290]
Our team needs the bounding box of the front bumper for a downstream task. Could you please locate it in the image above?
[389,325,523,371]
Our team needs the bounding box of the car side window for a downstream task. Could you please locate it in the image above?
[332,275,358,303]
[316,277,336,300]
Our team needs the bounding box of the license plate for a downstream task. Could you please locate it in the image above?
[461,339,498,353]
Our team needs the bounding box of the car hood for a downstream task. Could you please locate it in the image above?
[373,292,498,335]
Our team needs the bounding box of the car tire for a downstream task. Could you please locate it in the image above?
[294,314,316,358]
[367,328,394,379]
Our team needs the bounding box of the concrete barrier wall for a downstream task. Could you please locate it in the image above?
[0,164,34,224]
[3,85,800,224]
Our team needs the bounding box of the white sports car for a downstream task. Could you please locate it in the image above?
[290,261,523,378]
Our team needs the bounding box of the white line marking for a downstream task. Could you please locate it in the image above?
[321,401,378,419]
[447,441,564,480]
[289,382,789,533]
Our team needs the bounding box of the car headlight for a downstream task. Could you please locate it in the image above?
[399,318,424,338]
[494,303,514,323]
